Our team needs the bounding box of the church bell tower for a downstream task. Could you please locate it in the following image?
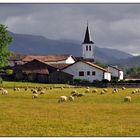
[82,24,94,62]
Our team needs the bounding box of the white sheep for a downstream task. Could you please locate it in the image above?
[112,88,118,94]
[122,87,126,90]
[32,89,38,94]
[103,89,108,92]
[2,89,8,95]
[100,90,105,95]
[40,91,45,95]
[32,94,38,99]
[68,96,74,101]
[71,90,77,94]
[92,89,98,93]
[124,96,131,102]
[58,96,68,103]
[77,93,85,97]
[85,89,90,93]
[71,92,79,97]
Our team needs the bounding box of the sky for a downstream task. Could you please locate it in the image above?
[1,3,140,55]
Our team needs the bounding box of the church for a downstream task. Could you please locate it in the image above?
[10,24,112,83]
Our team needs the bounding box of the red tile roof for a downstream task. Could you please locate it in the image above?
[62,60,108,72]
[22,54,72,62]
[10,54,74,62]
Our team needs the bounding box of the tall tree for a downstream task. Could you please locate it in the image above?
[0,24,12,67]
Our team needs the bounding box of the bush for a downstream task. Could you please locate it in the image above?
[5,69,13,75]
[102,79,109,83]
[0,77,3,84]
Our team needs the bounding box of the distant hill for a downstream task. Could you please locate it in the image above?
[109,56,140,68]
[9,31,133,65]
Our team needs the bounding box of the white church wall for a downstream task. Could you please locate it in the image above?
[63,61,105,82]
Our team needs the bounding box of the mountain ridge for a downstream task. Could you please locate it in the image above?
[8,31,137,68]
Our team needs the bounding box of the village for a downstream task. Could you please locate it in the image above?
[4,25,125,85]
[0,3,140,137]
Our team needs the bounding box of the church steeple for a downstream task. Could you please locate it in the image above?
[82,23,94,62]
[83,24,94,44]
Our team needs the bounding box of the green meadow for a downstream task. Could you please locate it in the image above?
[0,81,140,136]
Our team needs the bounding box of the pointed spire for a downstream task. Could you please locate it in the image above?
[83,23,94,44]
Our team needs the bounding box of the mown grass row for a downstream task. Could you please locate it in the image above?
[0,85,139,136]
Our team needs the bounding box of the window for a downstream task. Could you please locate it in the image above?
[86,45,88,51]
[92,71,95,75]
[87,71,90,76]
[89,45,91,51]
[79,71,84,76]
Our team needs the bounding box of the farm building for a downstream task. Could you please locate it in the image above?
[8,24,125,83]
[9,54,76,67]
[62,60,111,82]
[107,65,124,81]
[12,59,73,83]
[125,73,140,81]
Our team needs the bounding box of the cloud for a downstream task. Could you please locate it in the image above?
[1,3,140,55]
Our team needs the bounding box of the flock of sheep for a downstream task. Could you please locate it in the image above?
[0,86,139,103]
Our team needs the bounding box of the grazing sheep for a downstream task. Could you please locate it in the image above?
[68,96,74,101]
[2,89,8,95]
[124,96,131,102]
[61,87,64,90]
[131,90,136,94]
[13,87,20,91]
[25,87,28,91]
[58,96,68,103]
[32,94,38,99]
[103,89,108,92]
[122,87,126,90]
[77,93,85,97]
[92,89,98,93]
[71,90,77,94]
[100,90,105,95]
[71,93,79,97]
[32,89,38,94]
[85,89,90,93]
[112,88,118,94]
[40,91,45,95]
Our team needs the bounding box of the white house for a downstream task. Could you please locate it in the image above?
[62,60,111,82]
[107,65,124,81]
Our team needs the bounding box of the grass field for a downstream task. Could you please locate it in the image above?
[0,82,140,136]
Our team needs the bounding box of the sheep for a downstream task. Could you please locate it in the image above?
[24,87,28,91]
[71,93,79,97]
[122,87,126,90]
[68,96,74,101]
[77,93,85,97]
[58,96,68,103]
[100,90,105,95]
[1,89,8,95]
[85,89,90,93]
[103,89,108,93]
[124,96,131,102]
[32,93,38,99]
[92,89,98,93]
[61,87,64,90]
[32,89,38,94]
[13,87,20,91]
[112,88,118,94]
[131,90,136,94]
[71,90,77,94]
[40,91,45,95]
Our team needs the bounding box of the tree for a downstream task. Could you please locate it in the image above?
[0,24,12,67]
